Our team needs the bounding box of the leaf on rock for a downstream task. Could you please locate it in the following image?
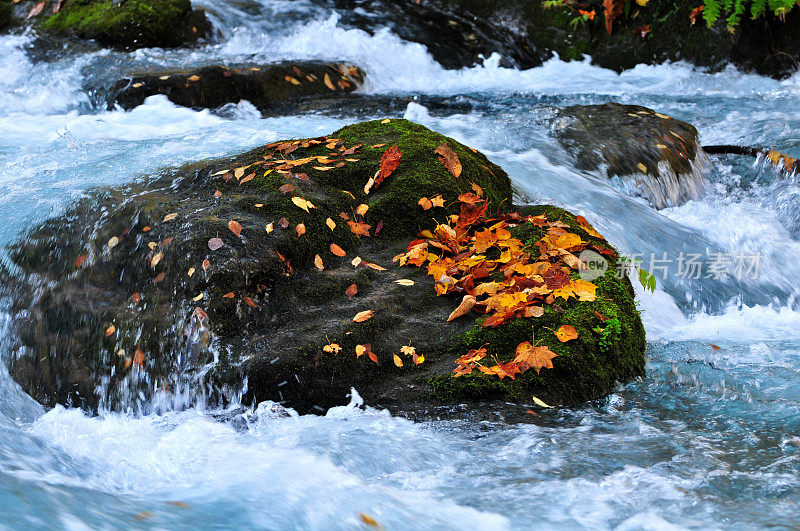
[314,254,324,270]
[330,243,346,257]
[514,342,559,373]
[353,310,374,322]
[447,295,476,322]
[326,218,336,231]
[105,325,115,337]
[296,223,306,237]
[242,296,259,308]
[279,184,294,194]
[292,196,316,213]
[393,354,403,367]
[323,343,342,354]
[395,279,415,286]
[228,220,242,237]
[355,203,369,216]
[345,283,358,298]
[435,143,462,178]
[418,197,433,210]
[26,1,45,19]
[376,145,401,188]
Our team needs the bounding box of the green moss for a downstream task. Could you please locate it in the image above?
[41,0,194,48]
[428,204,646,406]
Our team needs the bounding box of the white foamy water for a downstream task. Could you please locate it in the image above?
[1,4,800,529]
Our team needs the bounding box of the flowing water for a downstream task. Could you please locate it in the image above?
[1,1,800,528]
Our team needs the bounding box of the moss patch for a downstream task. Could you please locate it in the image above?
[41,0,202,48]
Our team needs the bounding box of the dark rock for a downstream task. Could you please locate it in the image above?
[552,103,709,208]
[105,63,365,111]
[2,119,644,415]
[357,0,800,78]
[0,1,13,31]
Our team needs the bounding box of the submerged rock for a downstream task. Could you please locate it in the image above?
[105,63,365,111]
[552,103,710,209]
[4,0,211,49]
[2,119,644,415]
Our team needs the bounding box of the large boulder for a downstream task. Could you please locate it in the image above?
[350,0,800,78]
[2,119,644,415]
[552,103,710,209]
[4,0,212,49]
[105,63,366,111]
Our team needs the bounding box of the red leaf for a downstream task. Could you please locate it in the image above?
[27,1,46,20]
[228,220,242,237]
[345,283,358,298]
[242,296,259,308]
[375,145,401,188]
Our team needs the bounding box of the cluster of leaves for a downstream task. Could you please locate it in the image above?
[394,180,616,380]
[702,0,798,30]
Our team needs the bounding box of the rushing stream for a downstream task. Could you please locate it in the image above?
[1,1,800,528]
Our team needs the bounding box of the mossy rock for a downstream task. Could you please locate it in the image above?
[552,103,709,209]
[2,118,644,416]
[38,0,212,49]
[104,63,366,111]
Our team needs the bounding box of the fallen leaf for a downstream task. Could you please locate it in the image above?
[351,256,363,267]
[105,325,115,337]
[240,172,255,185]
[150,252,163,268]
[555,325,578,342]
[326,218,336,231]
[292,196,316,213]
[222,292,235,298]
[376,146,401,187]
[154,272,166,283]
[514,342,559,373]
[108,236,119,248]
[381,119,391,124]
[163,213,178,222]
[26,1,45,19]
[637,162,648,173]
[202,259,210,271]
[193,293,204,301]
[296,223,306,237]
[356,203,369,216]
[418,197,433,210]
[314,254,324,270]
[323,343,342,354]
[353,310,374,322]
[187,267,195,277]
[359,513,380,527]
[324,73,335,90]
[345,283,358,298]
[243,296,259,308]
[395,279,415,286]
[75,254,87,268]
[447,295,476,322]
[435,143,462,178]
[330,243,346,257]
[214,190,222,198]
[133,348,145,366]
[266,222,274,233]
[279,217,289,229]
[188,75,200,82]
[228,220,242,237]
[532,396,554,408]
[393,354,403,367]
[278,183,294,194]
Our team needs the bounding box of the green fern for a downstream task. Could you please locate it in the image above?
[703,0,798,29]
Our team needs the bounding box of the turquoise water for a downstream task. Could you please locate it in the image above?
[1,2,799,528]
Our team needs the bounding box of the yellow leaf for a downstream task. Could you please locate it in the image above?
[393,353,403,367]
[107,236,119,248]
[163,213,178,222]
[353,310,374,322]
[266,222,274,233]
[400,345,416,356]
[381,119,391,124]
[105,324,115,337]
[324,73,335,90]
[555,324,578,342]
[314,254,324,270]
[395,279,415,286]
[187,267,195,277]
[322,343,342,354]
[351,256,362,267]
[355,344,367,358]
[291,196,316,213]
[151,252,163,268]
[192,293,204,302]
[326,217,336,231]
[637,162,648,173]
[356,203,369,216]
[532,396,554,408]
